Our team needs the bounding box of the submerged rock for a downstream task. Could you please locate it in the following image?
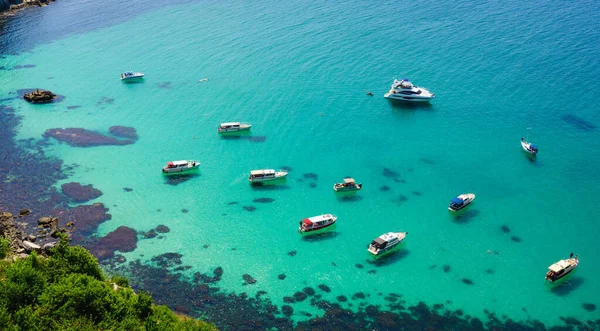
[43,127,137,147]
[61,182,102,202]
[243,274,257,285]
[109,126,139,139]
[155,224,170,233]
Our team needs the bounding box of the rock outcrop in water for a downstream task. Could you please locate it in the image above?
[23,88,56,103]
[0,0,53,14]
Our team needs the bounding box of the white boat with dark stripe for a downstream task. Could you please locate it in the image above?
[248,169,288,183]
[368,232,408,255]
[218,122,251,133]
[384,79,434,102]
[121,71,145,81]
[162,160,200,174]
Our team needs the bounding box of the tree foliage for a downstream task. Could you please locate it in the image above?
[0,236,217,331]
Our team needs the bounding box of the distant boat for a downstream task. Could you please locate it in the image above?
[248,169,288,183]
[333,178,362,192]
[384,79,435,102]
[521,137,538,156]
[121,71,145,81]
[448,193,475,212]
[546,253,578,282]
[367,232,407,256]
[218,122,251,133]
[298,214,337,233]
[162,160,200,174]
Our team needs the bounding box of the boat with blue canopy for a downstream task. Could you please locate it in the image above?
[521,137,538,156]
[448,193,475,212]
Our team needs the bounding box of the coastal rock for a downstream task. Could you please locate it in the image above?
[19,208,31,216]
[61,182,102,202]
[22,89,56,103]
[43,127,137,147]
[21,240,40,252]
[37,216,58,228]
[27,234,36,242]
[42,242,57,252]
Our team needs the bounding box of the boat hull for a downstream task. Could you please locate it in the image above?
[546,267,576,282]
[218,126,251,133]
[162,165,200,174]
[384,93,434,102]
[299,220,336,233]
[249,173,287,183]
[333,184,362,192]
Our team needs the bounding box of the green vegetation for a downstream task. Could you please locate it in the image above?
[0,234,217,331]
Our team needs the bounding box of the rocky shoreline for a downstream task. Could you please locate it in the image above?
[0,0,54,16]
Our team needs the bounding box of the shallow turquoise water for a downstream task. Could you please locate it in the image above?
[1,0,600,325]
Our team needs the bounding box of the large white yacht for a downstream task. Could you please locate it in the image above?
[368,232,408,255]
[384,79,435,102]
[248,169,288,183]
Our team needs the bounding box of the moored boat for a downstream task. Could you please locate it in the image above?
[162,160,200,174]
[121,71,145,81]
[384,78,435,102]
[218,122,252,133]
[298,214,337,233]
[546,253,579,282]
[448,193,475,212]
[248,169,288,183]
[521,137,538,156]
[333,178,362,192]
[367,232,408,255]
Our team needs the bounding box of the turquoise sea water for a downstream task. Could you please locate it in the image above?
[1,0,600,327]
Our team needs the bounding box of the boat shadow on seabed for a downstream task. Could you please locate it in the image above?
[366,249,410,266]
[548,276,584,296]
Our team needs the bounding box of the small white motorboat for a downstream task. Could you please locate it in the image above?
[367,232,408,255]
[448,193,475,212]
[162,160,200,174]
[121,71,145,81]
[298,214,337,233]
[333,178,362,192]
[218,122,252,133]
[521,137,538,156]
[546,253,578,282]
[384,79,435,102]
[248,169,288,183]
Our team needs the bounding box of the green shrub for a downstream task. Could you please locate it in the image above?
[0,237,9,259]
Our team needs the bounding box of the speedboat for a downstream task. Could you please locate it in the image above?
[448,193,475,212]
[298,214,337,233]
[333,178,362,192]
[521,138,538,156]
[384,79,435,102]
[121,71,145,81]
[162,160,200,174]
[218,122,252,133]
[367,232,408,255]
[248,169,288,183]
[546,254,579,282]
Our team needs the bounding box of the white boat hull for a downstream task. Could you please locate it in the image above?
[218,126,251,133]
[368,232,407,255]
[384,93,434,102]
[162,162,200,174]
[249,173,288,183]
